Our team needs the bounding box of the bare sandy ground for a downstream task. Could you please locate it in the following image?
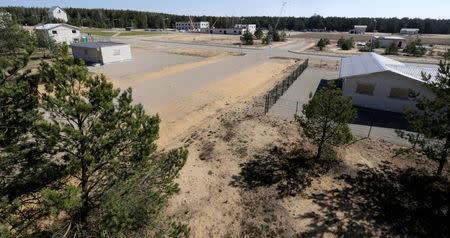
[117,31,295,48]
[109,54,229,88]
[162,47,244,58]
[291,31,450,45]
[152,58,299,147]
[293,40,446,64]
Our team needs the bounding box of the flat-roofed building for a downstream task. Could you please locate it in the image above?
[373,36,407,48]
[176,21,210,31]
[400,28,420,35]
[71,42,132,65]
[349,25,367,34]
[202,24,257,35]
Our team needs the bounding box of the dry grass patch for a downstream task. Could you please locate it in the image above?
[164,47,244,58]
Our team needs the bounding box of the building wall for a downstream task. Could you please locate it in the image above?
[400,29,419,35]
[49,8,68,22]
[176,22,210,30]
[44,25,80,44]
[202,28,243,35]
[378,39,406,48]
[342,71,434,113]
[72,47,100,63]
[100,45,132,64]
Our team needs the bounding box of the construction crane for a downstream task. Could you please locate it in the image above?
[274,1,287,31]
[211,18,220,29]
[188,15,195,31]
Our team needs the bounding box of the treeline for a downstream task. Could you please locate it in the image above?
[1,6,450,34]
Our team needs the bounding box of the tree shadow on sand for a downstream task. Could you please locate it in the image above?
[230,145,340,198]
[297,161,449,237]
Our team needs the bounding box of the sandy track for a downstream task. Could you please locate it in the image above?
[109,54,229,88]
[153,58,299,147]
[149,58,299,237]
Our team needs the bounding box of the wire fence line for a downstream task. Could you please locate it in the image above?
[264,59,309,114]
[267,98,412,146]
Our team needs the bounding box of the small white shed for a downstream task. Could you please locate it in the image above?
[47,6,68,22]
[70,42,132,65]
[35,23,80,44]
[340,53,437,113]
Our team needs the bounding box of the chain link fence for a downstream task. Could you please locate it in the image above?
[264,59,309,114]
[268,98,412,146]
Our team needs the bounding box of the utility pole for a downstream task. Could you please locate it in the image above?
[370,19,377,52]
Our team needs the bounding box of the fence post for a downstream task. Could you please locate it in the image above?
[264,94,268,114]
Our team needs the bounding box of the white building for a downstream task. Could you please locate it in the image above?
[176,21,210,31]
[70,42,132,65]
[35,23,80,44]
[349,25,367,34]
[400,28,420,35]
[47,6,68,22]
[340,53,437,113]
[373,36,406,48]
[201,24,257,35]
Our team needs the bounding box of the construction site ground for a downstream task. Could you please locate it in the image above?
[83,38,448,236]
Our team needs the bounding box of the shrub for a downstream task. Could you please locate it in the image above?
[254,28,263,40]
[240,30,254,45]
[385,42,399,55]
[403,38,426,57]
[337,37,354,50]
[317,38,326,50]
[262,33,272,45]
[359,46,371,52]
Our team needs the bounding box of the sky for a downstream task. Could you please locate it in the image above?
[0,0,449,19]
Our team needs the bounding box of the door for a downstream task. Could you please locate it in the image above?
[97,49,103,64]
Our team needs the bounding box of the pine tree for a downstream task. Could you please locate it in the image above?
[0,15,63,237]
[36,44,188,235]
[254,28,263,40]
[385,42,399,55]
[295,81,357,159]
[396,61,450,175]
[240,30,254,45]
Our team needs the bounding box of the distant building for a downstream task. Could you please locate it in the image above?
[202,24,257,35]
[71,42,132,65]
[47,6,68,22]
[176,21,210,31]
[400,28,420,35]
[35,23,80,44]
[349,25,367,34]
[373,36,406,48]
[340,53,437,113]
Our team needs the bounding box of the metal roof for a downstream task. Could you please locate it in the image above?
[374,36,406,40]
[70,42,128,49]
[35,23,79,30]
[47,6,64,14]
[339,53,438,82]
[400,28,420,31]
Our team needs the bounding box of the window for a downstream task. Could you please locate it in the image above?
[72,30,77,33]
[52,30,57,34]
[113,49,120,56]
[84,49,89,55]
[355,83,375,95]
[389,88,409,100]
